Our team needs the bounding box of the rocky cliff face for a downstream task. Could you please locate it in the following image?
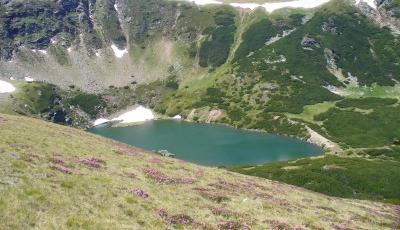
[1,0,400,92]
[0,0,218,91]
[354,0,400,34]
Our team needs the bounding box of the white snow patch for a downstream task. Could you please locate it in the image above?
[355,0,377,9]
[111,44,128,58]
[25,76,34,82]
[112,106,155,124]
[230,3,260,10]
[67,47,72,53]
[38,50,47,55]
[173,115,182,120]
[93,118,110,126]
[95,51,101,57]
[361,0,376,9]
[187,0,222,5]
[0,80,16,93]
[114,3,118,11]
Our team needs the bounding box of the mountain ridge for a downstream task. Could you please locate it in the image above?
[1,0,399,91]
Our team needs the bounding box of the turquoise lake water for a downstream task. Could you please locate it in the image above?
[89,120,323,166]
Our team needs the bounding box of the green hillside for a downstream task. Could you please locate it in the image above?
[1,114,398,229]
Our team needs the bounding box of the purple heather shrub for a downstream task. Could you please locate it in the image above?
[50,156,65,165]
[156,209,196,226]
[263,219,292,230]
[217,220,249,230]
[131,188,149,198]
[51,165,73,174]
[81,157,104,168]
[157,208,169,219]
[167,214,194,225]
[142,168,195,184]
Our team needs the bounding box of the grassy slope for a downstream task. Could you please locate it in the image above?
[0,113,398,229]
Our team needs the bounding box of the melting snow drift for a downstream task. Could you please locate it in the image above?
[93,106,155,126]
[354,0,377,9]
[0,80,16,93]
[173,115,182,120]
[93,118,110,126]
[188,0,222,5]
[111,44,128,58]
[25,77,34,82]
[112,106,155,124]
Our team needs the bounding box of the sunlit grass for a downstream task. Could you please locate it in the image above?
[285,101,337,124]
[341,84,400,99]
[0,113,398,229]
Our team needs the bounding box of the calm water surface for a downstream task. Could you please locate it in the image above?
[89,120,323,166]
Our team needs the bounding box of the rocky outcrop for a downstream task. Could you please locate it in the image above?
[306,126,341,151]
[301,35,321,50]
[321,17,339,34]
[354,0,400,34]
[324,48,360,86]
[206,109,223,123]
[0,0,211,92]
[324,48,346,82]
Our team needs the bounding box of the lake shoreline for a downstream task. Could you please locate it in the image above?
[89,119,324,166]
[158,115,334,152]
[91,104,337,152]
[93,112,333,152]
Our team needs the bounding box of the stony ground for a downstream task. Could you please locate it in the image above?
[0,114,398,229]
